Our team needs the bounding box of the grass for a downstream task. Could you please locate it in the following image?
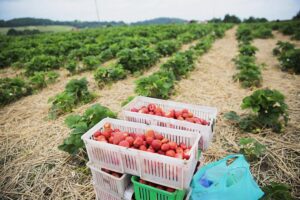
[0,25,75,34]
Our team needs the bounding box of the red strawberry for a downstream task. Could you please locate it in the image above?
[148,103,157,111]
[145,129,155,138]
[182,112,189,119]
[161,143,170,151]
[119,140,130,148]
[133,137,144,148]
[175,111,182,118]
[130,108,139,112]
[168,142,178,150]
[93,130,102,138]
[146,137,154,145]
[154,133,164,140]
[180,143,187,150]
[151,140,162,151]
[166,150,176,157]
[139,145,147,151]
[125,136,134,146]
[182,108,189,114]
[161,138,169,144]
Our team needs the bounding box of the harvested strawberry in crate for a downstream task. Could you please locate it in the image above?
[122,96,218,150]
[131,103,209,126]
[81,118,201,189]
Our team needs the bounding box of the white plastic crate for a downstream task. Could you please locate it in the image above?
[82,118,201,190]
[121,96,217,150]
[87,162,131,197]
[94,184,122,200]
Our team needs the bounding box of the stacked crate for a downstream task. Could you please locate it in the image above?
[82,96,217,200]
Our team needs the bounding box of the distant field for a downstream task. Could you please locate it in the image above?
[0,25,75,34]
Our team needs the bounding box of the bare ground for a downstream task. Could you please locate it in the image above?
[0,41,196,200]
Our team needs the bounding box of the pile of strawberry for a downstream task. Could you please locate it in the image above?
[102,168,123,178]
[93,122,192,160]
[138,179,176,193]
[130,103,209,125]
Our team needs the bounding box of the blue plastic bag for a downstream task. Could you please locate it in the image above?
[191,154,264,200]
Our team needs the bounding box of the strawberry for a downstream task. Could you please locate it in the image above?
[175,111,182,118]
[113,132,125,145]
[182,108,189,114]
[155,107,163,113]
[119,140,130,148]
[146,137,154,145]
[151,140,162,151]
[182,112,189,119]
[177,116,184,120]
[148,103,157,111]
[102,130,112,139]
[93,130,102,138]
[166,188,175,193]
[133,137,143,148]
[139,145,147,151]
[145,129,155,138]
[168,142,178,150]
[175,152,184,159]
[180,143,187,150]
[104,122,111,130]
[125,136,134,146]
[161,143,170,151]
[161,138,169,144]
[154,133,164,140]
[130,108,139,112]
[188,112,194,118]
[166,150,176,157]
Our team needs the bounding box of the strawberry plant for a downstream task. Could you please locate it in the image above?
[94,64,127,88]
[155,40,180,56]
[236,26,253,44]
[225,89,289,133]
[261,182,293,200]
[82,55,101,70]
[239,44,258,57]
[239,137,266,161]
[135,70,175,99]
[29,72,47,90]
[65,60,77,74]
[117,47,159,73]
[25,55,61,76]
[49,78,95,119]
[273,41,300,74]
[0,77,32,106]
[161,51,195,79]
[58,104,116,155]
[233,65,262,88]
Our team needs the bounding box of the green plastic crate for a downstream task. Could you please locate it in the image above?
[131,176,186,200]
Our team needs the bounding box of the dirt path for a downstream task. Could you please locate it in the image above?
[0,41,197,200]
[172,27,251,113]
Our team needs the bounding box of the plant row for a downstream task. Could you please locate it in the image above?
[234,25,263,88]
[273,41,300,74]
[92,24,218,88]
[0,71,59,106]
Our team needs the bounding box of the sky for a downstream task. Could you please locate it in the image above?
[0,0,299,23]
